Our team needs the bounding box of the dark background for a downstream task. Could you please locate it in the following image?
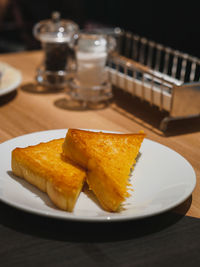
[0,0,200,58]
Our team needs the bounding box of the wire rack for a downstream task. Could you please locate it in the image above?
[107,31,200,131]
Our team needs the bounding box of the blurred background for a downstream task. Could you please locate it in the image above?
[0,0,199,57]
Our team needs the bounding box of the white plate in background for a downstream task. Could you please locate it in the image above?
[0,62,22,96]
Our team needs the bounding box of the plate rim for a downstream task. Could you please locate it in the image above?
[0,129,197,222]
[0,62,22,96]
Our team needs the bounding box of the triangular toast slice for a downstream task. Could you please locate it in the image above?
[62,129,145,211]
[12,138,86,212]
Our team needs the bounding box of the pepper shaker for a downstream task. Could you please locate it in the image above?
[33,12,79,89]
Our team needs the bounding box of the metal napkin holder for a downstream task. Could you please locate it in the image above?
[107,32,200,131]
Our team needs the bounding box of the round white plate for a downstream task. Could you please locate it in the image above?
[0,62,22,96]
[0,129,196,222]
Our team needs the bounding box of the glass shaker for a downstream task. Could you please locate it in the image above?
[69,31,116,106]
[33,12,79,89]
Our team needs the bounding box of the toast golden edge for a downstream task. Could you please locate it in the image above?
[11,139,86,212]
[62,129,146,167]
[62,129,146,212]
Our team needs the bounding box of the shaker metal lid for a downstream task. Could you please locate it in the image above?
[33,11,79,43]
[77,33,107,53]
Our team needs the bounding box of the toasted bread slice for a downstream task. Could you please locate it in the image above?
[62,129,145,212]
[12,138,86,212]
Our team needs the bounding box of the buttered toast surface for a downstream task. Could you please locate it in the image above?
[63,129,145,212]
[12,138,86,212]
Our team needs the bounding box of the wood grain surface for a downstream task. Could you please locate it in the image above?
[0,50,200,219]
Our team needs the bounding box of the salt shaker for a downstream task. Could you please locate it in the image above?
[33,12,79,89]
[69,31,116,106]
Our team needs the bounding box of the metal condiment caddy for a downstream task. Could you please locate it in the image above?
[107,31,200,131]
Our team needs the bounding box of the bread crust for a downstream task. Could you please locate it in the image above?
[63,129,145,211]
[12,138,86,212]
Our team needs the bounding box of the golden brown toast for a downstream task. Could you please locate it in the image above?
[12,138,86,212]
[62,129,145,212]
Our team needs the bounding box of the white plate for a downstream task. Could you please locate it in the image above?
[0,129,196,222]
[0,62,22,96]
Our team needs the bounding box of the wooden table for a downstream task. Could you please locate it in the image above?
[0,51,200,267]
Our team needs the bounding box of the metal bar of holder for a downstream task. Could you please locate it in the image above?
[107,32,200,131]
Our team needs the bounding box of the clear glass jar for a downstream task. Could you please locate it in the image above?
[69,31,116,106]
[33,12,79,89]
